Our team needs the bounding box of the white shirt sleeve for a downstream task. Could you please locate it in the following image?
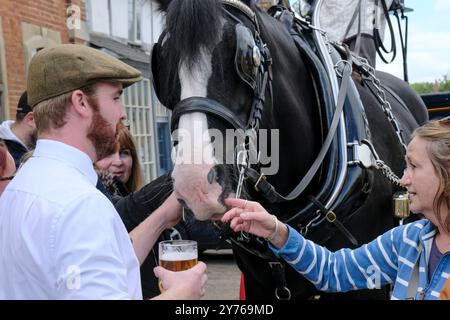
[51,193,139,299]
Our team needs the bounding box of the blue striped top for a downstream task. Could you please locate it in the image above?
[270,219,450,300]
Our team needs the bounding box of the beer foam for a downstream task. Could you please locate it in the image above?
[160,251,198,261]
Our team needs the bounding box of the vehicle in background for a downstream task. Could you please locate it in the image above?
[422,92,450,120]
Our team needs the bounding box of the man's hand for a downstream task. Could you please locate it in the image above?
[152,262,208,300]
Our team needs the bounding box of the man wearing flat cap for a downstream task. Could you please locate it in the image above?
[0,44,207,300]
[0,91,37,168]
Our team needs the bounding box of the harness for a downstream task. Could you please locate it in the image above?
[231,2,408,299]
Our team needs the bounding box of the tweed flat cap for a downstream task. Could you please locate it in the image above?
[27,44,142,107]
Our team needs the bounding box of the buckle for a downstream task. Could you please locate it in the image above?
[326,211,337,223]
[268,261,282,269]
[254,173,266,192]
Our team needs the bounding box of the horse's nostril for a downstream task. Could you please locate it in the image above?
[208,166,226,187]
[215,166,225,187]
[207,167,217,184]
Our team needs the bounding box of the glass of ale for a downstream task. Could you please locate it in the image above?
[158,240,198,292]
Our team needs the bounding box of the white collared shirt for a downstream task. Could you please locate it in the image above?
[0,139,142,299]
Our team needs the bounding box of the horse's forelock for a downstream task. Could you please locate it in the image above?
[164,0,223,70]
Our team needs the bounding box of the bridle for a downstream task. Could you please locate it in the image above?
[168,1,272,135]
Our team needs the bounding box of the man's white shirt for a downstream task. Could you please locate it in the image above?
[0,139,142,299]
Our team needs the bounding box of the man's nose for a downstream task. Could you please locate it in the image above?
[120,108,127,121]
[118,100,127,121]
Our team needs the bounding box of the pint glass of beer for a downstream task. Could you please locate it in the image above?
[158,240,198,292]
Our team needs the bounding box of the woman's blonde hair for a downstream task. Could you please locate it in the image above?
[117,126,143,192]
[413,118,450,233]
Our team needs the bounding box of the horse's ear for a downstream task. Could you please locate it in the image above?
[152,0,172,12]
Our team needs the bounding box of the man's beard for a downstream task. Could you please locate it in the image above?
[86,98,118,161]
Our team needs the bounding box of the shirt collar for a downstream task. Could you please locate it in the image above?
[420,220,437,241]
[33,139,98,185]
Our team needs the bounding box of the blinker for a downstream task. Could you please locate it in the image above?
[235,23,259,89]
[252,45,261,67]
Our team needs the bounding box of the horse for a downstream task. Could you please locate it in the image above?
[150,0,428,300]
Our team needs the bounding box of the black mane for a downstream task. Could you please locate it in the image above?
[160,0,223,97]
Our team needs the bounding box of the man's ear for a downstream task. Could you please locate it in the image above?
[70,90,91,118]
[25,112,35,127]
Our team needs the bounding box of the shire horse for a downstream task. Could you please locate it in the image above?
[150,0,428,299]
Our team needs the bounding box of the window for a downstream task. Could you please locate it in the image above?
[122,78,157,183]
[30,47,44,59]
[154,98,173,176]
[157,122,173,174]
[128,0,144,43]
[22,21,61,71]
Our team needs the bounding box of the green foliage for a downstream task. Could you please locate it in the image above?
[411,75,450,94]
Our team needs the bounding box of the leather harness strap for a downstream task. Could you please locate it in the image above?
[245,44,353,204]
[308,196,359,246]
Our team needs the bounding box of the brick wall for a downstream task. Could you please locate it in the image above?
[0,0,86,118]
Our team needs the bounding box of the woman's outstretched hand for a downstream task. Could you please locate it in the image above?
[221,198,288,248]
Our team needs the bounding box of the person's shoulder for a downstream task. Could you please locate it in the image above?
[11,160,106,215]
[393,218,428,232]
[391,219,429,245]
[405,219,429,232]
[64,189,117,219]
[54,191,120,238]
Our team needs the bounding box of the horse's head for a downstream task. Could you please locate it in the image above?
[151,0,319,221]
[151,0,265,220]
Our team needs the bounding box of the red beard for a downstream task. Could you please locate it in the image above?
[86,98,119,161]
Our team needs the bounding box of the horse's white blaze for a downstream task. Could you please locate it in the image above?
[177,47,216,166]
[172,45,225,220]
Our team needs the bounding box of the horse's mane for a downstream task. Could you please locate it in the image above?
[158,0,223,96]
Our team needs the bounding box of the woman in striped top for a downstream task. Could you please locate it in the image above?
[222,119,450,300]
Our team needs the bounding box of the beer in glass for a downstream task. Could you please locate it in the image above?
[158,240,198,291]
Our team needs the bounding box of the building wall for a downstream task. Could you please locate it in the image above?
[0,0,87,120]
[0,0,170,181]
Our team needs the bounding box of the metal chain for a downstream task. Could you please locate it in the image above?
[375,160,402,186]
[357,58,408,154]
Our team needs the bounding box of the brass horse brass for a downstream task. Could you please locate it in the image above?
[393,191,410,219]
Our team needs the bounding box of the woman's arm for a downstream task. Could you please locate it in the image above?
[114,172,173,231]
[222,198,399,293]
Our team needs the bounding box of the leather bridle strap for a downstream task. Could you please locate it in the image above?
[171,97,245,132]
[247,46,353,203]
